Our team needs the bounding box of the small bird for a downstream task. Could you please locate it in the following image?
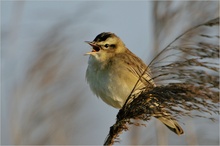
[85,32,184,135]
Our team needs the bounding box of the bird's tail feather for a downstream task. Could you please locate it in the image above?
[158,117,184,135]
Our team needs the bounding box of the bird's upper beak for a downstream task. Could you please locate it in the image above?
[85,41,100,55]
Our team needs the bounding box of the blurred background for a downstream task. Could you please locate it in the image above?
[1,1,219,145]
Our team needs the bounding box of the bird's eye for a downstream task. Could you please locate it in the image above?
[104,44,109,48]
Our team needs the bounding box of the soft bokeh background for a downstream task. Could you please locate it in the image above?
[1,1,219,145]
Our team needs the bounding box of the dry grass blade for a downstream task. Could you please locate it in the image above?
[104,17,219,145]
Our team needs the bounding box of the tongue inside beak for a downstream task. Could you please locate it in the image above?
[85,41,100,55]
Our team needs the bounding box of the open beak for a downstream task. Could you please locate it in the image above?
[84,41,100,55]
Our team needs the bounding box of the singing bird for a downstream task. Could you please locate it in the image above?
[85,32,184,135]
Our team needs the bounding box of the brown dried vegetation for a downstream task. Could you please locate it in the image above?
[104,18,219,145]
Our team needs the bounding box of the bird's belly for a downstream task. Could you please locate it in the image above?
[104,79,133,108]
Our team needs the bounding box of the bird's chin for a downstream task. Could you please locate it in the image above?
[88,53,109,64]
[88,52,100,60]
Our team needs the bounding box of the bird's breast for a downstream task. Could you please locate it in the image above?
[86,59,135,108]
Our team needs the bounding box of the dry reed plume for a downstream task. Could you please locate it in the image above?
[104,17,219,145]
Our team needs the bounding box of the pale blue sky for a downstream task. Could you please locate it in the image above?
[2,1,154,144]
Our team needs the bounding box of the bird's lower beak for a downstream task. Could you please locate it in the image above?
[85,41,100,55]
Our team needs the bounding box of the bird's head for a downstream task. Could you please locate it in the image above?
[85,32,126,62]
